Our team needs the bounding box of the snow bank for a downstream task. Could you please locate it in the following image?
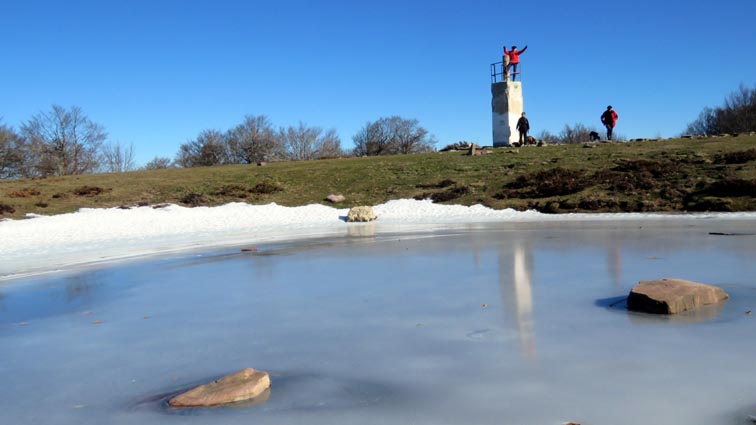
[1,199,754,280]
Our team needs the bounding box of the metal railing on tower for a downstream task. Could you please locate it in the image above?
[490,60,522,83]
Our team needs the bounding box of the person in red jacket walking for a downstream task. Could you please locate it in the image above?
[503,45,528,81]
[600,105,619,141]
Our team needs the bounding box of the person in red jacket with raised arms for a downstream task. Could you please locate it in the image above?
[503,45,528,81]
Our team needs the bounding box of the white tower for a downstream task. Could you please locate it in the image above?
[491,60,524,147]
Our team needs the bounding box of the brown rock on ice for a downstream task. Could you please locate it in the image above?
[627,278,729,314]
[346,206,377,222]
[168,368,271,407]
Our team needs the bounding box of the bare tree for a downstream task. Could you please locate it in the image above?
[352,116,436,156]
[20,105,107,176]
[314,128,343,158]
[100,141,136,173]
[176,129,230,167]
[685,107,718,136]
[280,122,318,161]
[226,115,282,163]
[558,123,596,144]
[686,84,756,135]
[0,122,25,179]
[718,84,756,133]
[353,120,390,156]
[143,156,174,170]
[279,122,341,161]
[535,130,560,145]
[393,118,434,154]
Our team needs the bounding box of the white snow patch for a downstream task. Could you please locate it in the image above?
[1,199,754,280]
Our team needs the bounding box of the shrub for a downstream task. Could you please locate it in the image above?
[430,185,471,203]
[180,192,208,207]
[214,184,251,198]
[416,179,456,189]
[594,170,657,192]
[439,141,474,152]
[714,148,756,164]
[578,198,620,211]
[685,197,733,212]
[7,188,41,198]
[505,167,590,197]
[0,203,15,215]
[250,182,282,194]
[73,186,105,196]
[593,159,683,192]
[706,178,756,197]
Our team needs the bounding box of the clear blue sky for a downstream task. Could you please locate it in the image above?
[2,0,755,165]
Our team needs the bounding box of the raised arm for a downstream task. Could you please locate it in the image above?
[520,45,528,54]
[503,46,510,55]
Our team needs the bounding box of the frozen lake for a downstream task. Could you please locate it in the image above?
[1,220,755,424]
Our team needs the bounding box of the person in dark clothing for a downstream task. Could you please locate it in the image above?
[600,105,618,140]
[503,45,528,81]
[516,112,530,144]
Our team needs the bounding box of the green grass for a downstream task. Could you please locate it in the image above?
[1,136,755,219]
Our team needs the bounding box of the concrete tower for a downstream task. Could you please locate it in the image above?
[491,59,524,147]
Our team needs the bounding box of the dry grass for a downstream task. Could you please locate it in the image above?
[1,135,754,219]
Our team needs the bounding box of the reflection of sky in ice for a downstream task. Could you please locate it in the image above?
[1,221,755,425]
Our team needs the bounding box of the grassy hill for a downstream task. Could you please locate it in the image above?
[1,136,755,220]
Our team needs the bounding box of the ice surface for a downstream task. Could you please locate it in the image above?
[1,220,755,425]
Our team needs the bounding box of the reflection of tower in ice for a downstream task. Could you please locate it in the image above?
[499,240,536,359]
[513,244,536,359]
[608,242,622,287]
